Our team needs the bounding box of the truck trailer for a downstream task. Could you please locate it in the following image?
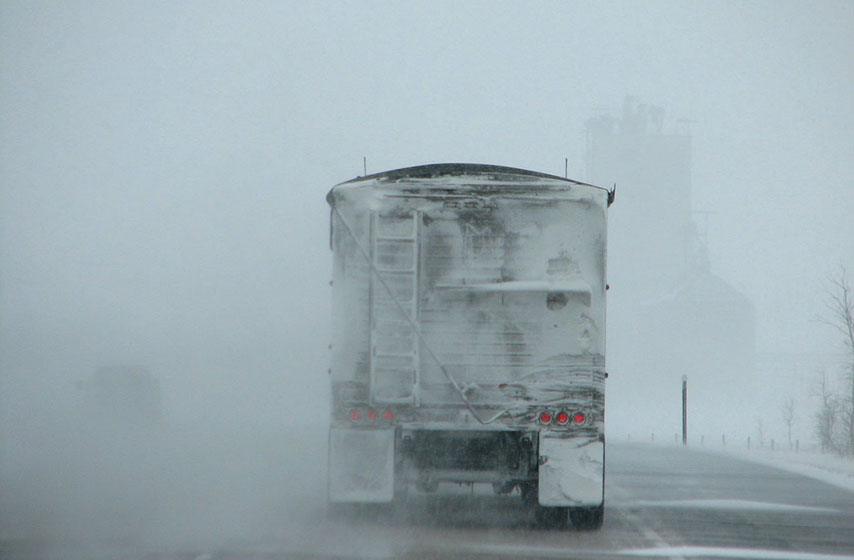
[326,163,611,529]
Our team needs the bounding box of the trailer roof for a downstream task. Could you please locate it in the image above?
[337,163,599,187]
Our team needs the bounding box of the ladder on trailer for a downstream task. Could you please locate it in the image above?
[369,212,421,404]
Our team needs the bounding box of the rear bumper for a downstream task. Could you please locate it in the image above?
[327,426,604,506]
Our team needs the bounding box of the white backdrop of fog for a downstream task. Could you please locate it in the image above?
[1,0,852,549]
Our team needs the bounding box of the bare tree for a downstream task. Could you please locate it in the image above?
[819,267,854,455]
[816,371,841,454]
[782,396,795,449]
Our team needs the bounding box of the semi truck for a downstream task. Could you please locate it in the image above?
[326,163,612,528]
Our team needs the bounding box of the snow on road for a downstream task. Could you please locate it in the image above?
[619,546,854,560]
[623,498,839,514]
[724,446,854,494]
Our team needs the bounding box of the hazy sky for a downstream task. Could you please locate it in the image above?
[2,1,853,432]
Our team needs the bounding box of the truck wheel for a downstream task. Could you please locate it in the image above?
[569,504,604,530]
[519,482,538,507]
[535,506,568,529]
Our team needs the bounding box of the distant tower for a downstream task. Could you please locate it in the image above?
[585,97,694,298]
[587,98,755,437]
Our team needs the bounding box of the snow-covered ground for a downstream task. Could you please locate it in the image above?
[722,445,854,494]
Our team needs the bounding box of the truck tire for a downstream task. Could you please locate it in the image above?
[569,504,604,530]
[519,481,538,507]
[535,506,568,529]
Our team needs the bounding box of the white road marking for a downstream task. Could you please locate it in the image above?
[618,546,854,560]
[620,499,838,514]
[619,508,687,560]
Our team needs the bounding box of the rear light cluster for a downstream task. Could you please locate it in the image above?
[538,410,589,427]
[348,407,395,424]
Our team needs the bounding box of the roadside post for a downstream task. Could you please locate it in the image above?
[682,375,688,446]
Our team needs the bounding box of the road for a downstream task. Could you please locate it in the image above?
[3,442,854,560]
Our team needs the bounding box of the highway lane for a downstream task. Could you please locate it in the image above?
[272,443,854,559]
[3,441,854,559]
[605,443,854,558]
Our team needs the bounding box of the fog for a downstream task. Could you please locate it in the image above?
[2,0,853,553]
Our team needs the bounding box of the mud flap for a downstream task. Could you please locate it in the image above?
[328,428,395,503]
[538,434,604,507]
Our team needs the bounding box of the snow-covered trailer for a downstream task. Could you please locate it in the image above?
[326,163,611,528]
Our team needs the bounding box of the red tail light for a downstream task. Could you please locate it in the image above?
[367,409,378,421]
[383,410,394,421]
[556,411,570,425]
[349,408,362,422]
[539,411,553,424]
[573,411,586,424]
